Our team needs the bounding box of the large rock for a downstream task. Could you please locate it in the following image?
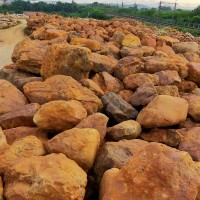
[143,56,188,78]
[141,128,184,147]
[175,80,197,93]
[40,43,93,81]
[155,70,181,86]
[80,78,104,97]
[76,113,108,143]
[46,128,100,172]
[122,33,141,47]
[4,153,87,200]
[94,139,149,184]
[0,127,9,154]
[0,67,43,91]
[101,92,138,123]
[0,80,27,115]
[70,37,101,52]
[33,100,87,132]
[120,46,144,58]
[182,94,200,122]
[3,126,48,145]
[90,53,117,74]
[12,39,48,74]
[107,120,141,141]
[123,73,159,90]
[99,143,200,200]
[137,95,188,128]
[0,136,46,174]
[92,72,124,94]
[179,127,200,161]
[118,90,134,103]
[23,75,102,114]
[172,42,199,54]
[0,103,40,130]
[130,83,157,106]
[155,85,179,97]
[114,56,142,80]
[187,62,200,84]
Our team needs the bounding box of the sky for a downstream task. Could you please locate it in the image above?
[73,0,200,9]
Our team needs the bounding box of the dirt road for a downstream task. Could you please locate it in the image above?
[0,19,27,69]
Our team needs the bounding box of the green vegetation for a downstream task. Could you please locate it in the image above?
[0,0,199,35]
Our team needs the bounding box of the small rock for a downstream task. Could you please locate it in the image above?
[0,80,27,115]
[0,103,40,130]
[92,72,124,94]
[179,127,200,161]
[123,73,159,90]
[76,113,108,143]
[107,120,141,141]
[101,92,138,123]
[130,83,157,106]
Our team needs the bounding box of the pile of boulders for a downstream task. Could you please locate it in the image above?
[0,13,200,200]
[0,14,18,29]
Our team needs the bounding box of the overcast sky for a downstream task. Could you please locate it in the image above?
[73,0,199,9]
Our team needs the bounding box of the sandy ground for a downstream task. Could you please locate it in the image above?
[0,19,27,69]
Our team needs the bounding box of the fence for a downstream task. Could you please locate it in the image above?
[111,13,200,30]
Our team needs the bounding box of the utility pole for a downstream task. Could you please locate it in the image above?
[173,0,177,21]
[122,0,124,8]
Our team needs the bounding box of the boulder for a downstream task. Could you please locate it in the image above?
[187,62,200,84]
[107,120,141,141]
[143,56,188,78]
[70,38,101,52]
[114,56,142,80]
[155,85,179,97]
[118,90,134,103]
[130,83,157,106]
[0,136,46,174]
[23,75,102,114]
[141,128,184,147]
[172,42,199,54]
[175,80,197,93]
[0,127,9,154]
[33,100,87,132]
[99,143,200,200]
[0,177,3,200]
[120,46,144,58]
[137,95,188,128]
[94,139,149,184]
[182,94,200,122]
[40,43,93,81]
[141,35,156,48]
[3,126,48,145]
[4,153,87,200]
[90,53,117,74]
[46,128,100,172]
[155,70,181,86]
[12,39,48,74]
[157,35,180,46]
[184,52,200,62]
[76,113,108,143]
[0,103,40,130]
[179,127,200,161]
[0,67,43,91]
[80,78,104,97]
[101,92,138,123]
[92,72,124,94]
[0,80,27,115]
[123,73,159,90]
[99,42,120,59]
[122,33,141,47]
